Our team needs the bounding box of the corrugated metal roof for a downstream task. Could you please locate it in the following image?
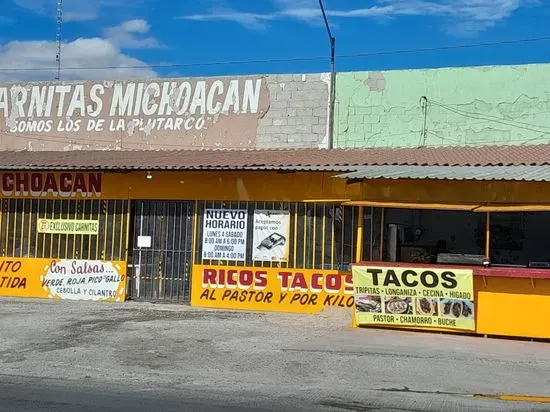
[334,165,550,182]
[1,144,550,171]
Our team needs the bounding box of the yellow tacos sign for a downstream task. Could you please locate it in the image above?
[352,265,475,331]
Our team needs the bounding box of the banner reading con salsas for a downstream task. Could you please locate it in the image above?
[352,265,475,331]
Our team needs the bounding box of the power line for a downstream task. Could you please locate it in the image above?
[429,99,550,135]
[339,35,550,59]
[0,35,549,73]
[429,99,550,131]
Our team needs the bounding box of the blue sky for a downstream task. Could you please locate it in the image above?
[0,0,548,80]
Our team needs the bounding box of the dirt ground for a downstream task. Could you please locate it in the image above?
[0,298,549,411]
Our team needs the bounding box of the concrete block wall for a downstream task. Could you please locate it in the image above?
[334,64,550,148]
[256,73,330,149]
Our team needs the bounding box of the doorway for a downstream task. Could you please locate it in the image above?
[128,201,195,302]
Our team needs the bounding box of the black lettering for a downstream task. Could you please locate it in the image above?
[18,277,26,289]
[221,290,231,300]
[199,289,210,300]
[383,269,401,287]
[441,271,458,289]
[278,292,288,303]
[238,291,248,302]
[367,268,383,285]
[420,271,439,288]
[401,270,418,287]
[246,291,257,302]
[264,292,273,303]
[323,295,335,306]
[336,295,346,307]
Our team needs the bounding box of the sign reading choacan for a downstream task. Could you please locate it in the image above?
[0,77,269,150]
[0,172,102,198]
[352,265,475,331]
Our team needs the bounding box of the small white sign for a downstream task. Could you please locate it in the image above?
[202,209,248,261]
[252,210,290,262]
[137,235,152,248]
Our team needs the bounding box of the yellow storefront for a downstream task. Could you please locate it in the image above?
[0,149,365,312]
[1,147,550,340]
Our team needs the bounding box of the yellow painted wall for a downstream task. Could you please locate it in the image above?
[0,171,360,202]
[361,179,550,204]
[475,276,550,339]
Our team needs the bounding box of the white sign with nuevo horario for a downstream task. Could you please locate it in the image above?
[202,209,248,261]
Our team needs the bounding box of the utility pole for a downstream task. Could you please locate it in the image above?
[55,0,63,80]
[318,0,336,149]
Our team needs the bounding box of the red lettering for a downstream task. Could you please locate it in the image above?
[60,173,73,193]
[344,274,354,294]
[30,173,43,193]
[290,273,308,291]
[325,274,341,292]
[239,270,253,287]
[254,271,268,289]
[218,269,226,284]
[2,173,14,195]
[311,273,323,292]
[88,173,102,196]
[202,269,217,286]
[73,173,87,196]
[227,270,238,286]
[278,272,292,290]
[15,172,29,194]
[43,173,58,194]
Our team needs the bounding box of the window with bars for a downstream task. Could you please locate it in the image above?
[0,198,130,261]
[194,200,360,270]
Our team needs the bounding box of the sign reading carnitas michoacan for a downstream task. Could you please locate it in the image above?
[0,78,269,150]
[352,266,475,331]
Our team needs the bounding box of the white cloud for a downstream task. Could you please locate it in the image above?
[180,0,537,37]
[103,19,163,49]
[0,38,156,81]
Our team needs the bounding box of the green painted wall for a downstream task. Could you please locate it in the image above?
[335,64,550,148]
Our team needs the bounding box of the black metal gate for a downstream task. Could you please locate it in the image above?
[127,201,195,302]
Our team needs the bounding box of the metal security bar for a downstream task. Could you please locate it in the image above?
[195,200,359,270]
[128,201,194,302]
[0,199,129,261]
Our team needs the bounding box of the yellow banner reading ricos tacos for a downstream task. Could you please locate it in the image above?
[352,265,475,331]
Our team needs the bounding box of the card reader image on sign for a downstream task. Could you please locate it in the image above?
[256,233,286,250]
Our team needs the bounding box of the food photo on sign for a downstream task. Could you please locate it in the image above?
[252,210,290,262]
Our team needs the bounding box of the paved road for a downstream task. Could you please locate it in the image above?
[0,298,549,411]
